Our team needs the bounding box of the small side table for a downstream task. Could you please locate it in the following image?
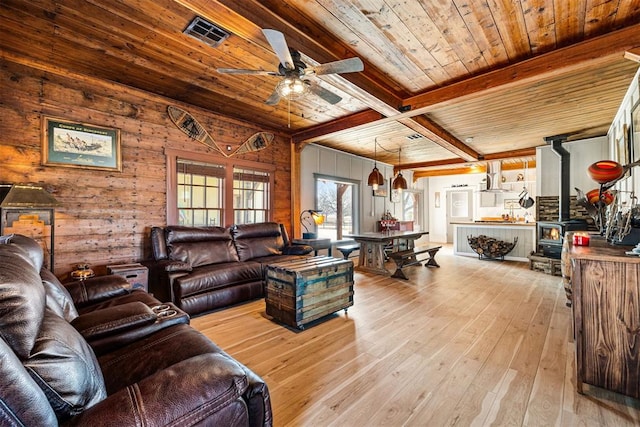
[292,238,332,257]
[106,263,149,292]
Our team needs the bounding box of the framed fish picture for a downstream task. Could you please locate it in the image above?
[42,116,122,171]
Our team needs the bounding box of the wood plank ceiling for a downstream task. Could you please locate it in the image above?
[2,0,640,175]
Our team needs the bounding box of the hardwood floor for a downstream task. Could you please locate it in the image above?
[191,245,640,426]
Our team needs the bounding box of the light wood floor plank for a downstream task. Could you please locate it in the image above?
[190,245,640,426]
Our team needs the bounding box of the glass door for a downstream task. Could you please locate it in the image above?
[446,189,473,243]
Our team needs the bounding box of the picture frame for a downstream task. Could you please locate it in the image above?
[373,180,387,197]
[42,116,122,171]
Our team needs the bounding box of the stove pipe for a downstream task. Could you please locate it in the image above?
[545,134,571,222]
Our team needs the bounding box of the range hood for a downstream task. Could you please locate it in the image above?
[482,161,504,192]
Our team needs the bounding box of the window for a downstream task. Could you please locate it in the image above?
[399,190,422,230]
[166,149,275,226]
[314,174,359,240]
[233,167,270,224]
[177,159,224,226]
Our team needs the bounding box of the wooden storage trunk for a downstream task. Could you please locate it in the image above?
[265,256,354,329]
[107,263,149,291]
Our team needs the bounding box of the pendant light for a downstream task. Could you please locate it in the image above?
[367,138,385,190]
[392,147,408,191]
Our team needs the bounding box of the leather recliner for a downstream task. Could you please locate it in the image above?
[0,234,272,426]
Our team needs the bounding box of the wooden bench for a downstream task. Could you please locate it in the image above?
[388,245,442,280]
[335,243,360,260]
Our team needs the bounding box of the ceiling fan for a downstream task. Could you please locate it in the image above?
[216,29,364,106]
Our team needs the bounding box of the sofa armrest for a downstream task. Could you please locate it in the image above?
[282,244,314,256]
[70,301,157,339]
[64,275,131,308]
[143,259,192,303]
[71,302,190,356]
[63,353,256,427]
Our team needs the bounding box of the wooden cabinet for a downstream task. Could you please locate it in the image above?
[571,240,640,398]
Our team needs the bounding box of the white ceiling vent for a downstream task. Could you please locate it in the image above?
[406,133,423,140]
[184,17,229,48]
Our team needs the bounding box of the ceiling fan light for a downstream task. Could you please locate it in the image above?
[392,172,407,191]
[367,166,384,190]
[276,77,308,99]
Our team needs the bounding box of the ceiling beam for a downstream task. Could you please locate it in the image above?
[625,47,640,63]
[291,110,384,144]
[483,148,537,160]
[412,159,537,179]
[403,148,536,171]
[402,23,640,112]
[397,115,479,161]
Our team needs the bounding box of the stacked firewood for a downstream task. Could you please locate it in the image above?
[467,235,518,259]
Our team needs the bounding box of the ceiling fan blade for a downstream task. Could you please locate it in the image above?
[262,29,295,71]
[308,83,342,104]
[216,68,281,76]
[265,89,281,106]
[307,57,364,75]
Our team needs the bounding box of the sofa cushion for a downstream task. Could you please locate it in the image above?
[0,243,46,359]
[24,309,106,421]
[166,226,239,267]
[0,337,58,426]
[174,261,262,299]
[3,234,45,270]
[231,222,284,261]
[40,268,79,322]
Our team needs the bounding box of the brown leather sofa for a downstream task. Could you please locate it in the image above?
[0,234,272,427]
[147,222,312,316]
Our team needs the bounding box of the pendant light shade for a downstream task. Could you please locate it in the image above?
[392,172,407,190]
[367,167,384,190]
[392,147,408,191]
[367,138,385,190]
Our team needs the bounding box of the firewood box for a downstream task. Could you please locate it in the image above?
[467,235,518,260]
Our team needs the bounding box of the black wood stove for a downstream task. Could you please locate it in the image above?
[536,135,590,259]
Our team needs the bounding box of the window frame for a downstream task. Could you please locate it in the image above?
[313,173,360,239]
[166,148,275,226]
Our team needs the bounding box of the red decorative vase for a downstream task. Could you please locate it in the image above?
[586,189,615,205]
[587,160,624,184]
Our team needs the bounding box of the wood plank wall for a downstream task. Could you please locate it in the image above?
[0,59,293,277]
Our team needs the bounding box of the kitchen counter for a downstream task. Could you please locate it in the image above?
[453,221,536,226]
[453,222,536,261]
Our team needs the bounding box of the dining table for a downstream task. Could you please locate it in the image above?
[344,230,429,275]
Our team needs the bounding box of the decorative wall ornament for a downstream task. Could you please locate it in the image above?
[167,105,273,157]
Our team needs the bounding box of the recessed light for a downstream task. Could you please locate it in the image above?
[465,137,474,143]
